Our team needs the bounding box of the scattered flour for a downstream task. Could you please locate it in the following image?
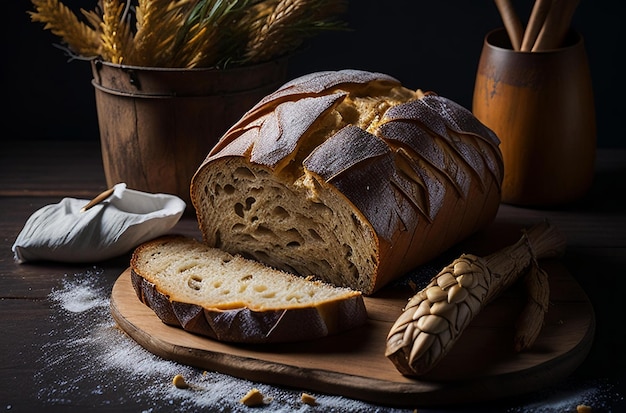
[36,268,411,412]
[49,274,109,313]
[34,268,624,412]
[504,378,624,413]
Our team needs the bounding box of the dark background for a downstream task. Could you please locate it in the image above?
[6,0,624,148]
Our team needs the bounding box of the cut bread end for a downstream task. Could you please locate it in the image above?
[191,158,379,294]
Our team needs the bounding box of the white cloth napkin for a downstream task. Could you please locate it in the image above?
[12,183,186,263]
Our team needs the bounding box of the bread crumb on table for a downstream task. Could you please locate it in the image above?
[576,404,592,413]
[240,388,266,406]
[301,392,317,405]
[172,374,189,389]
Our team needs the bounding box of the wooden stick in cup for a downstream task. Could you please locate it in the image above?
[521,0,552,52]
[532,0,580,51]
[494,0,524,51]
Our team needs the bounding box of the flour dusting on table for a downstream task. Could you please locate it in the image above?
[36,268,408,412]
[34,268,623,412]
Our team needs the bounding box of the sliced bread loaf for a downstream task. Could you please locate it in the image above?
[130,235,368,343]
[191,69,503,295]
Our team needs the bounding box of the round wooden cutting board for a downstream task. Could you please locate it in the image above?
[110,260,595,407]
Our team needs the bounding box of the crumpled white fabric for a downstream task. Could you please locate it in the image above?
[12,183,186,263]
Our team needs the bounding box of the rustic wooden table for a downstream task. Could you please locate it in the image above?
[1,141,624,412]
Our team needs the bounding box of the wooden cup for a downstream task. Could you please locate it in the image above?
[472,28,596,206]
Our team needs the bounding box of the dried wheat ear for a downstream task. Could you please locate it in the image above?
[385,221,566,376]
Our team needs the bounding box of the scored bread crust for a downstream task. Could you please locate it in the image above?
[191,69,503,295]
[130,235,368,344]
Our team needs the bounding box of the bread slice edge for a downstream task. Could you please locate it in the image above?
[130,235,368,343]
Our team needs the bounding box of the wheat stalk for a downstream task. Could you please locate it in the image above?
[132,0,189,66]
[171,0,250,68]
[29,0,101,57]
[244,0,347,63]
[209,0,278,66]
[30,0,347,68]
[99,0,134,64]
[245,0,302,62]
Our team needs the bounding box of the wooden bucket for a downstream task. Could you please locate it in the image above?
[91,58,289,211]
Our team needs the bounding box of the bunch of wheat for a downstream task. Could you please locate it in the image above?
[29,0,347,68]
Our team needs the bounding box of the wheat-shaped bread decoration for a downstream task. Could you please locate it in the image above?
[514,260,550,351]
[385,221,566,376]
[30,0,101,57]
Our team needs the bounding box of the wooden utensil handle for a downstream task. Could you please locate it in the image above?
[81,187,115,212]
[494,0,524,50]
[532,0,580,51]
[521,0,553,52]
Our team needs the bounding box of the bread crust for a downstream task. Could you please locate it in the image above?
[130,235,368,344]
[191,70,503,295]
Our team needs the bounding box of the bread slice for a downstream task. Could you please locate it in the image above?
[191,70,503,295]
[130,235,368,343]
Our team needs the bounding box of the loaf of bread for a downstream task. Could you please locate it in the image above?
[191,70,503,295]
[130,235,367,343]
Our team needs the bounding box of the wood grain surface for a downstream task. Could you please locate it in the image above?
[111,260,595,408]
